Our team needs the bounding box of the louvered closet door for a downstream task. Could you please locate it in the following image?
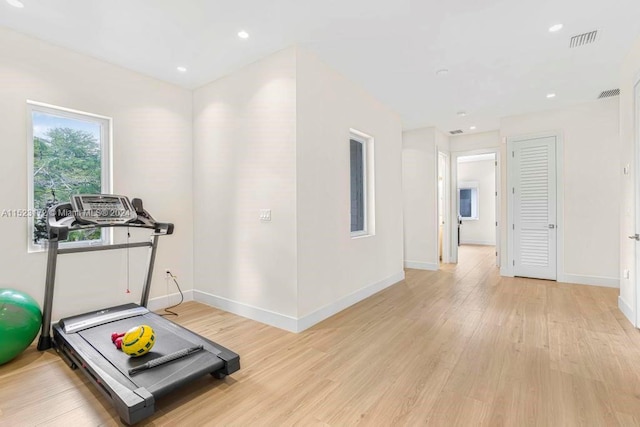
[513,137,557,280]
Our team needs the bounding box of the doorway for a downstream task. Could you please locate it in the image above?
[451,150,500,267]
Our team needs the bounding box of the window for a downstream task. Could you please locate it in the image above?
[458,182,479,220]
[349,129,374,237]
[27,101,111,251]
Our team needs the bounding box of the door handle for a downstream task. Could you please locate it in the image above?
[629,234,640,241]
[548,224,555,229]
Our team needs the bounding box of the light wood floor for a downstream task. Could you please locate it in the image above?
[2,245,640,426]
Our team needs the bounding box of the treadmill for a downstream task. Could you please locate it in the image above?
[37,194,240,425]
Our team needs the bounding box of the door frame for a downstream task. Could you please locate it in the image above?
[450,148,501,266]
[505,132,564,279]
[437,151,451,264]
[634,76,640,327]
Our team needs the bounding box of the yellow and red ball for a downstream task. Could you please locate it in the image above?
[121,324,155,357]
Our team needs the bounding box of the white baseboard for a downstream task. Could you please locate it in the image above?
[459,240,495,246]
[500,267,514,277]
[618,296,635,326]
[499,270,618,288]
[147,289,194,311]
[193,290,298,332]
[192,271,405,333]
[404,261,438,271]
[296,270,405,332]
[559,274,619,289]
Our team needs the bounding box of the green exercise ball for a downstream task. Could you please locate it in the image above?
[0,288,42,365]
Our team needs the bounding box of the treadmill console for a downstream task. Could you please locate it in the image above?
[71,194,138,225]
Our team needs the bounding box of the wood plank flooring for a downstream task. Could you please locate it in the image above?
[2,245,640,426]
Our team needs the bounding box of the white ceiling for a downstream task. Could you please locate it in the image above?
[1,0,639,132]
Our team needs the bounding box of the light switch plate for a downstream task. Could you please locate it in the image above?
[260,209,271,221]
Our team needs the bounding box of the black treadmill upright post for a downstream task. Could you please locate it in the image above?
[140,234,159,308]
[38,238,59,350]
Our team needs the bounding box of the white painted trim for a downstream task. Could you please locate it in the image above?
[559,274,619,288]
[404,261,439,270]
[634,78,640,328]
[500,266,514,277]
[460,240,496,246]
[437,150,451,265]
[296,271,405,332]
[349,128,376,237]
[147,289,194,311]
[193,290,299,332]
[556,134,565,285]
[619,296,635,326]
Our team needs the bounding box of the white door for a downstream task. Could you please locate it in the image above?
[511,137,557,280]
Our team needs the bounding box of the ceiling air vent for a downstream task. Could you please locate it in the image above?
[598,88,620,99]
[569,30,598,48]
[449,129,463,135]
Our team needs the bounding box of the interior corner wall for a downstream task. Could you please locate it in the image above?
[402,127,440,270]
[295,48,404,322]
[618,35,640,324]
[457,159,496,245]
[192,48,298,322]
[0,27,194,320]
[500,99,621,287]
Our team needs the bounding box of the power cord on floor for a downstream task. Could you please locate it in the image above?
[161,271,184,317]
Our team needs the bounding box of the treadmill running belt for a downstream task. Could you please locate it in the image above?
[78,316,224,395]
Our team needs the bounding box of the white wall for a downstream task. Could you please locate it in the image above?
[402,127,439,270]
[193,47,403,331]
[192,48,298,319]
[450,131,501,152]
[296,48,404,321]
[501,99,620,287]
[618,35,640,324]
[0,27,194,320]
[458,159,496,245]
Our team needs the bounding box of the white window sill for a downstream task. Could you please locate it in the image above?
[351,232,374,239]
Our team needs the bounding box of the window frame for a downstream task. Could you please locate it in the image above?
[349,129,375,238]
[458,181,479,221]
[27,101,113,253]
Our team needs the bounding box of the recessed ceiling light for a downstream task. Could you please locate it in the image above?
[549,24,563,33]
[435,68,449,76]
[238,30,250,39]
[176,66,187,73]
[469,126,477,130]
[6,0,24,8]
[457,111,467,117]
[546,93,556,98]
